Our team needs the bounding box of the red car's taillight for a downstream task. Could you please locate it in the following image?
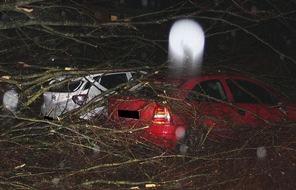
[153,106,172,124]
[72,94,87,106]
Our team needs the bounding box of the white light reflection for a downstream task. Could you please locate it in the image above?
[3,88,19,112]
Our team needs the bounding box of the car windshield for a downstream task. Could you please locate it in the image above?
[49,80,83,92]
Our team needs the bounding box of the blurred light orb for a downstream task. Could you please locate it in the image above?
[175,127,186,139]
[169,19,205,74]
[179,144,188,154]
[141,0,148,7]
[257,146,267,160]
[3,89,19,111]
[51,177,60,186]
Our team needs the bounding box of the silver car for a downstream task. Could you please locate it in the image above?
[41,71,146,120]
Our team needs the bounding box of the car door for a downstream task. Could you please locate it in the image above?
[184,77,234,132]
[83,75,103,102]
[225,77,286,127]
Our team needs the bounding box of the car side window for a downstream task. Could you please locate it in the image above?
[100,73,128,89]
[226,79,277,104]
[187,80,227,102]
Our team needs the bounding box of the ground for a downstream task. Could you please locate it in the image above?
[1,114,296,189]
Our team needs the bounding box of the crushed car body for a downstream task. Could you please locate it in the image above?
[41,70,147,120]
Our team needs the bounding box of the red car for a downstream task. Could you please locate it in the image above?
[108,73,296,150]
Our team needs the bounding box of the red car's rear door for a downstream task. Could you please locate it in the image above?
[224,77,286,127]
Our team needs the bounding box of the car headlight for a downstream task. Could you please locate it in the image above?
[72,94,88,106]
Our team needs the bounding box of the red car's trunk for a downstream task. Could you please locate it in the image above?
[108,95,158,126]
[108,93,188,149]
